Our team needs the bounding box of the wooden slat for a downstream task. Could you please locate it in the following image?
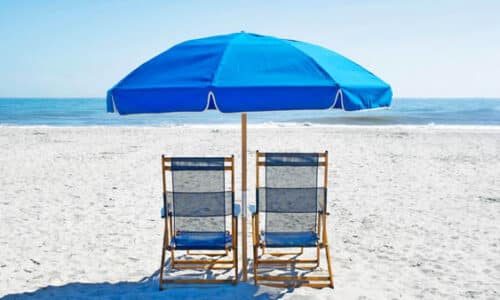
[162,157,233,165]
[257,152,326,158]
[172,265,235,270]
[257,282,332,288]
[173,259,234,265]
[162,279,237,284]
[163,157,233,161]
[256,275,331,281]
[165,166,232,171]
[265,248,303,257]
[257,259,318,264]
[261,247,304,256]
[258,160,325,166]
[186,250,228,257]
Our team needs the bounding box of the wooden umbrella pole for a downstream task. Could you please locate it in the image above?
[241,113,248,281]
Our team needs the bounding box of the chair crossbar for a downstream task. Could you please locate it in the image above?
[263,247,304,256]
[257,282,332,288]
[162,279,237,285]
[187,249,229,256]
[257,258,318,265]
[173,259,235,265]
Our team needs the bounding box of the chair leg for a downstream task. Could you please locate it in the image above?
[253,245,259,285]
[170,248,176,269]
[316,214,321,266]
[251,214,258,285]
[233,245,238,283]
[322,213,334,288]
[324,243,334,288]
[159,222,168,291]
[316,244,321,267]
[233,217,238,284]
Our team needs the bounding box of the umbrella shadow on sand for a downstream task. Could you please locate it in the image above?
[1,259,287,300]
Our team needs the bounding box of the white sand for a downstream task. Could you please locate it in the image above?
[1,125,499,299]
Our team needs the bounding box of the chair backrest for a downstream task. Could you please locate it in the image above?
[162,156,234,234]
[256,152,328,234]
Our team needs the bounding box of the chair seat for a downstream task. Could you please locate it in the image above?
[171,231,232,250]
[262,231,318,247]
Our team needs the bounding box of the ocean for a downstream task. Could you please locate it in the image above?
[0,98,499,126]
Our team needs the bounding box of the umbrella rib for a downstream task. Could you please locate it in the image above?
[278,39,341,109]
[279,39,339,88]
[210,33,244,90]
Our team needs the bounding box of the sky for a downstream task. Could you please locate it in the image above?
[0,0,499,98]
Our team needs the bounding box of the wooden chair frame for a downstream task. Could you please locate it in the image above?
[159,155,238,289]
[252,151,334,288]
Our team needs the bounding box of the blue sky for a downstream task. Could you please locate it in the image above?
[0,0,499,98]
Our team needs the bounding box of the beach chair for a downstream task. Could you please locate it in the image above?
[251,151,334,288]
[159,156,239,289]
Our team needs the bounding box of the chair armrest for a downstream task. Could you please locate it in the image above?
[249,204,257,216]
[233,204,241,217]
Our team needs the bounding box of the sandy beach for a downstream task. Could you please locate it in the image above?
[1,125,499,299]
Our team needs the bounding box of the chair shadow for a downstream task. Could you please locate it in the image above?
[1,259,286,300]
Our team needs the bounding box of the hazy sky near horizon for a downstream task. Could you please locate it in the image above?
[0,0,499,98]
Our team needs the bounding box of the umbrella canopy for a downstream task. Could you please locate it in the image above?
[107,32,392,282]
[107,32,392,114]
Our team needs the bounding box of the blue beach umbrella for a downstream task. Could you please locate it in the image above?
[107,32,392,280]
